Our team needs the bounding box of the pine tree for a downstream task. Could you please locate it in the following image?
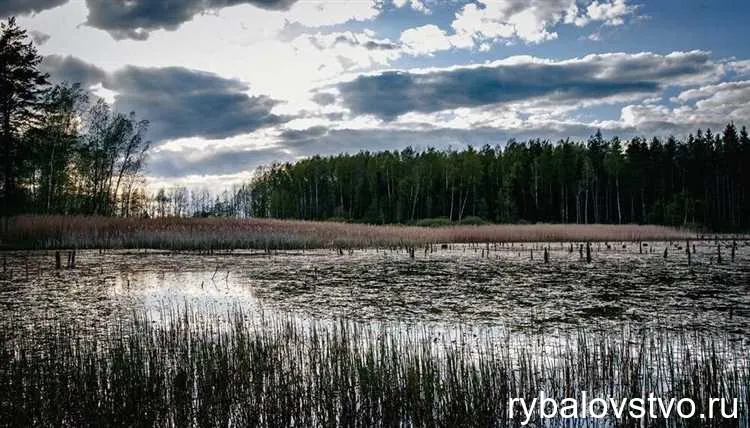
[0,17,49,213]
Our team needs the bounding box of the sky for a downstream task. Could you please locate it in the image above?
[5,0,750,190]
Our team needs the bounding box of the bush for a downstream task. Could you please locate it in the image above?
[458,216,488,226]
[414,217,452,227]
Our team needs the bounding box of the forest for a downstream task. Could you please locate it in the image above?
[242,126,750,231]
[0,18,150,217]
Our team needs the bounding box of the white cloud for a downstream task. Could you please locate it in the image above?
[621,80,750,130]
[285,0,381,27]
[450,0,639,47]
[400,24,453,55]
[148,171,257,192]
[451,2,516,42]
[585,0,638,26]
[393,0,430,14]
[293,30,402,69]
[728,60,750,77]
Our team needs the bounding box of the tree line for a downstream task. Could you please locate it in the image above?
[241,125,750,231]
[1,18,150,217]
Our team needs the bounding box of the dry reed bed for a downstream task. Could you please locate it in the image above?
[0,216,697,250]
[0,306,747,427]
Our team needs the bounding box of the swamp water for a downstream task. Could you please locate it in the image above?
[1,241,748,334]
[0,241,749,426]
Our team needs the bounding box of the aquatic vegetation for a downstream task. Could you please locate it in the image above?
[0,215,698,250]
[0,306,747,427]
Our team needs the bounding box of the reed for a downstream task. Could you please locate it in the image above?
[0,215,698,251]
[0,306,747,427]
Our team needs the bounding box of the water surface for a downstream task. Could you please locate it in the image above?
[0,241,748,339]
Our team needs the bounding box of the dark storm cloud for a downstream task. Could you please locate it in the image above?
[41,55,108,86]
[108,66,288,141]
[362,40,400,51]
[279,126,329,142]
[311,92,336,106]
[333,51,720,120]
[41,56,288,142]
[0,0,67,17]
[84,0,298,40]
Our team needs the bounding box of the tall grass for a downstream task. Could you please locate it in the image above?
[0,215,697,250]
[0,306,747,427]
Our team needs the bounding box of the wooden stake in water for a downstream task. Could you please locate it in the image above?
[686,240,691,267]
[543,248,549,264]
[55,251,61,270]
[731,240,736,262]
[586,242,592,263]
[663,247,668,260]
[717,244,722,264]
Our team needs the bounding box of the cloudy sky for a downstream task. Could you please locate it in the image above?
[7,0,750,189]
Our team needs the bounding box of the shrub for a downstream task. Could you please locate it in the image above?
[414,217,452,227]
[458,216,488,225]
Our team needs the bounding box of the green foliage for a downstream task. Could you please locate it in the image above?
[413,217,452,227]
